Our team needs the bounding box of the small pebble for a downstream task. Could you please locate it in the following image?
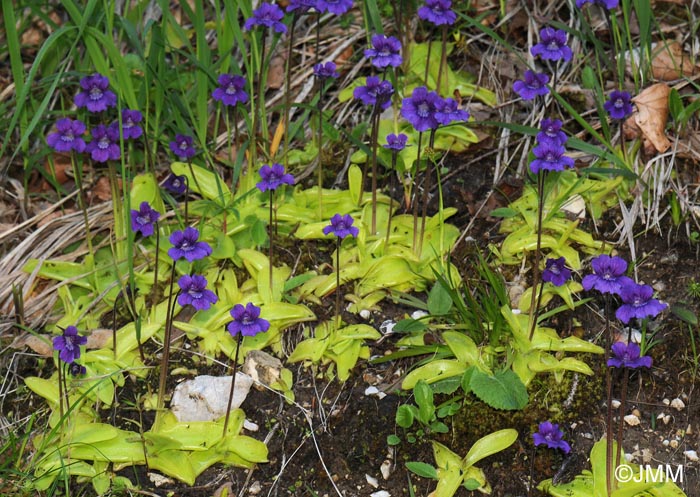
[624,414,641,426]
[359,309,371,320]
[611,400,621,409]
[663,398,670,406]
[380,460,392,479]
[684,450,699,462]
[366,474,379,488]
[371,491,391,497]
[670,440,679,449]
[663,439,670,446]
[671,398,686,411]
[411,310,428,320]
[632,408,641,417]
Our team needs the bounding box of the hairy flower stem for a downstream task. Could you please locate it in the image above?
[528,171,547,341]
[615,368,629,472]
[149,222,161,313]
[418,130,437,257]
[412,132,424,252]
[284,13,298,170]
[335,237,342,328]
[57,360,65,420]
[222,332,243,437]
[370,110,381,234]
[604,296,614,496]
[268,190,274,292]
[527,446,537,497]
[385,153,398,248]
[317,74,325,216]
[155,264,178,429]
[438,26,447,95]
[73,157,94,255]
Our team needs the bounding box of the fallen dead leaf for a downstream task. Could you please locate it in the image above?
[652,41,698,81]
[11,334,53,357]
[87,328,115,349]
[90,176,119,202]
[267,53,286,90]
[625,83,671,154]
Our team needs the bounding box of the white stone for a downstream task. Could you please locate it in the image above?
[248,481,262,494]
[244,420,259,432]
[611,400,621,409]
[663,398,671,405]
[684,450,699,462]
[365,474,379,488]
[243,350,282,387]
[380,460,393,479]
[663,439,670,446]
[359,309,371,320]
[671,398,686,411]
[171,373,253,422]
[624,414,641,426]
[411,310,428,320]
[379,320,395,335]
[148,472,174,487]
[370,491,391,497]
[670,440,679,449]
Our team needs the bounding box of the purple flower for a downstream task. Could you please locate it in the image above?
[604,90,634,120]
[287,0,319,13]
[615,283,667,324]
[169,134,196,160]
[531,27,572,63]
[53,326,87,364]
[74,73,117,113]
[323,213,359,239]
[86,124,121,163]
[130,201,160,237]
[115,109,144,140]
[353,76,394,111]
[177,274,218,311]
[212,74,249,107]
[582,255,634,295]
[530,141,574,174]
[401,86,443,132]
[435,98,470,126]
[227,303,270,337]
[69,362,87,376]
[533,421,571,454]
[364,34,402,69]
[314,61,340,80]
[417,0,457,26]
[608,341,652,369]
[513,70,550,100]
[537,118,568,146]
[541,257,571,287]
[244,2,287,33]
[257,163,295,192]
[384,133,408,151]
[47,118,87,153]
[168,227,212,262]
[163,173,187,195]
[316,0,353,16]
[576,0,619,8]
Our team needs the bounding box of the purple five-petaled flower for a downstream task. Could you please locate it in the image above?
[401,86,443,132]
[168,227,212,262]
[541,257,571,287]
[169,134,196,160]
[163,173,187,195]
[287,0,319,13]
[323,213,359,239]
[86,124,121,163]
[227,303,271,337]
[177,274,218,311]
[384,133,408,151]
[608,341,652,369]
[353,76,394,111]
[53,325,88,364]
[582,255,634,296]
[604,90,634,120]
[130,201,160,237]
[537,118,568,146]
[75,73,117,113]
[257,163,295,192]
[314,61,340,80]
[316,0,353,16]
[114,109,144,140]
[576,0,619,9]
[244,2,287,33]
[435,98,470,126]
[531,27,572,63]
[530,141,574,174]
[47,118,87,153]
[212,74,249,107]
[513,70,550,100]
[417,0,457,26]
[615,283,667,324]
[533,421,571,453]
[364,34,402,69]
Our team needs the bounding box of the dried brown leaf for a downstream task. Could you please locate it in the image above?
[652,41,698,81]
[632,83,672,153]
[12,334,53,357]
[267,54,286,90]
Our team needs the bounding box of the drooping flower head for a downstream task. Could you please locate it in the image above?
[257,163,295,192]
[212,74,249,107]
[533,421,571,453]
[576,0,619,9]
[401,86,443,132]
[513,70,550,100]
[227,303,270,337]
[244,2,287,33]
[130,201,160,237]
[47,118,87,153]
[323,213,359,239]
[542,257,571,287]
[615,283,667,324]
[53,326,88,364]
[384,133,408,151]
[86,124,121,163]
[364,34,403,69]
[115,109,144,140]
[418,0,457,26]
[582,255,634,295]
[74,73,117,113]
[537,118,568,146]
[163,173,187,195]
[169,134,196,160]
[435,98,470,126]
[316,0,353,16]
[168,227,212,262]
[69,362,87,376]
[604,90,634,120]
[353,76,394,111]
[531,27,572,63]
[608,341,652,369]
[530,141,574,174]
[314,61,340,80]
[177,274,218,311]
[287,0,319,14]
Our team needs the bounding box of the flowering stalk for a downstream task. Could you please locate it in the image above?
[324,214,359,327]
[527,171,546,340]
